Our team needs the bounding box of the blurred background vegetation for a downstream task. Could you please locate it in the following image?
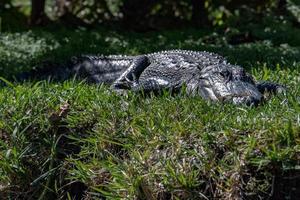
[0,0,299,31]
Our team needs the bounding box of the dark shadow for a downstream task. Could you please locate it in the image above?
[272,169,300,200]
[1,25,300,84]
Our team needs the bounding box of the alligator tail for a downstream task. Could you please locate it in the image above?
[16,55,133,84]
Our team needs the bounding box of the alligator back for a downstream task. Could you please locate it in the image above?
[19,50,226,86]
[138,50,228,91]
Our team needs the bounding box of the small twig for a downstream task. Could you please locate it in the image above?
[282,175,300,180]
[268,175,275,199]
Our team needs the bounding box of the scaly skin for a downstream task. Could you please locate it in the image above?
[19,50,286,105]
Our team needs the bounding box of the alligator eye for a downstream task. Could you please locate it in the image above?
[238,69,246,77]
[219,70,230,79]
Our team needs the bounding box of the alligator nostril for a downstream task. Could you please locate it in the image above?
[245,96,262,107]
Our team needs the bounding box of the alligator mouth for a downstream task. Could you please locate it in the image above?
[199,87,263,106]
[219,94,263,106]
[232,96,263,106]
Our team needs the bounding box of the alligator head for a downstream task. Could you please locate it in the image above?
[196,64,263,106]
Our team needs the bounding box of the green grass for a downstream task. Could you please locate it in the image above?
[0,26,300,199]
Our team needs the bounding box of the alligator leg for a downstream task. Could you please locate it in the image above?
[256,81,286,95]
[111,56,150,91]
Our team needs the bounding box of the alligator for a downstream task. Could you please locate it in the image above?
[19,49,285,106]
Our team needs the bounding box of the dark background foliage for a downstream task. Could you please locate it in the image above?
[0,0,300,30]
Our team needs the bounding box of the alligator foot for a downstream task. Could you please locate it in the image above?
[111,56,150,91]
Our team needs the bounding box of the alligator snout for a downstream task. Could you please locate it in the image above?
[212,79,264,106]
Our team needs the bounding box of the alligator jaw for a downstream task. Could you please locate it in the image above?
[232,96,262,106]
